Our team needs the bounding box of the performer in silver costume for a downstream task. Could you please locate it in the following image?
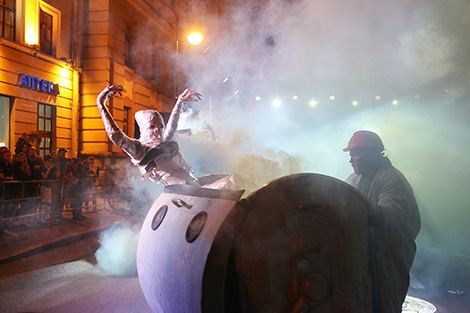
[97,84,201,186]
[96,85,247,190]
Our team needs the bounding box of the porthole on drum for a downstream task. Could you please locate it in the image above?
[151,205,168,231]
[185,211,208,243]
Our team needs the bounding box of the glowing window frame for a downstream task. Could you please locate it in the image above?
[38,0,60,56]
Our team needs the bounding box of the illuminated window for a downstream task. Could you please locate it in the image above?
[0,0,15,41]
[36,1,60,56]
[37,103,55,157]
[39,9,52,55]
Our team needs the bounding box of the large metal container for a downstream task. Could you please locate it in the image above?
[137,173,372,313]
[137,184,245,313]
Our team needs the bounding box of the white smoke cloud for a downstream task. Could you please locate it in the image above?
[95,222,140,276]
[173,0,470,258]
[100,0,470,287]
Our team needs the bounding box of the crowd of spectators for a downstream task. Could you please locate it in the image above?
[1,134,99,221]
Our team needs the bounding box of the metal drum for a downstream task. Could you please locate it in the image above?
[137,173,372,313]
[137,184,245,313]
[228,173,373,313]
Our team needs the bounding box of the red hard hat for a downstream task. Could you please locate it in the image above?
[343,130,384,152]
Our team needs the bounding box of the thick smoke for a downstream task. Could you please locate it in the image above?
[95,222,140,276]
[96,0,470,290]
[173,0,470,290]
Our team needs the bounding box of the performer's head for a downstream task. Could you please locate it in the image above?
[135,110,165,142]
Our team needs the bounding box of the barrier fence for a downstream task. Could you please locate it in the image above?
[0,179,108,233]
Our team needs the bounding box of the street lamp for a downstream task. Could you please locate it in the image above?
[187,32,204,45]
[174,30,205,95]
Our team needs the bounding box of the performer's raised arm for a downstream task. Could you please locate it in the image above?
[96,85,143,160]
[163,89,202,141]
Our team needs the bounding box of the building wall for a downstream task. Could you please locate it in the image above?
[0,25,79,156]
[1,0,225,159]
[80,0,178,156]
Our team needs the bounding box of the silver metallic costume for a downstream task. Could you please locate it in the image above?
[96,85,199,186]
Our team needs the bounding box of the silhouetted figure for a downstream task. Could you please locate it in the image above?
[343,130,421,313]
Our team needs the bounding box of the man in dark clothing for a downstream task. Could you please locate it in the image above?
[56,148,68,178]
[52,148,69,217]
[82,158,98,211]
[70,160,87,220]
[343,130,421,313]
[0,149,14,206]
[27,146,44,180]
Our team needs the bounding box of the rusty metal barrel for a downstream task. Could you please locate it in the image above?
[137,173,373,313]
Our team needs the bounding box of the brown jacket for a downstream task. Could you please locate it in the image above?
[345,159,421,313]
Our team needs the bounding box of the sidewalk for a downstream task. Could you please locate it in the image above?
[0,205,136,273]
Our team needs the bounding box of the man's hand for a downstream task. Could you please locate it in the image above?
[178,89,202,102]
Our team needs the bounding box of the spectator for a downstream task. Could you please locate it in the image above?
[15,132,30,155]
[54,148,69,214]
[73,159,92,209]
[84,157,99,211]
[13,152,32,181]
[27,146,44,181]
[27,146,44,166]
[62,167,77,210]
[67,158,78,171]
[0,146,8,156]
[70,161,86,220]
[49,157,63,219]
[12,152,35,214]
[40,155,60,211]
[20,142,31,155]
[0,149,14,181]
[55,148,68,178]
[0,150,15,212]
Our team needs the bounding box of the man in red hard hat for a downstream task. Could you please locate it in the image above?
[344,130,421,313]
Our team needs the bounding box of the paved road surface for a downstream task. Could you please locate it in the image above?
[0,260,152,313]
[0,207,469,313]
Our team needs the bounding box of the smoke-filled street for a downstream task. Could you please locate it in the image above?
[1,0,469,312]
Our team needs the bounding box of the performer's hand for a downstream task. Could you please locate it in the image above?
[178,89,202,102]
[99,84,126,102]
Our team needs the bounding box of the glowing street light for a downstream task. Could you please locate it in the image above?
[329,95,335,101]
[352,101,358,106]
[292,95,298,100]
[309,100,317,107]
[255,96,261,101]
[392,100,398,105]
[187,32,204,45]
[273,99,282,107]
[174,29,205,94]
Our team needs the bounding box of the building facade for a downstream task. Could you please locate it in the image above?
[1,0,80,157]
[0,0,224,159]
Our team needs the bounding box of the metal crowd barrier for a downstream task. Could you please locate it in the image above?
[0,179,108,235]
